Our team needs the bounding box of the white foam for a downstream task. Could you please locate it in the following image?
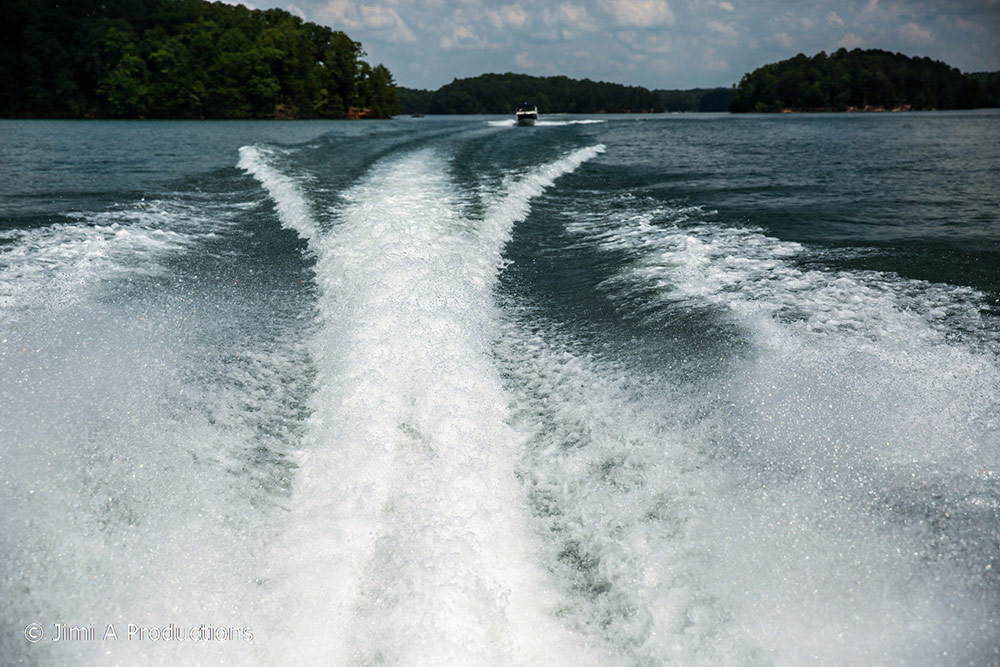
[568,204,996,348]
[531,200,1000,664]
[538,119,608,126]
[0,276,289,667]
[243,144,605,665]
[498,321,762,665]
[0,202,211,315]
[566,203,1000,475]
[487,118,607,127]
[500,307,998,666]
[0,178,315,665]
[238,146,321,243]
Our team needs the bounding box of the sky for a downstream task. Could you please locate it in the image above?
[228,0,1000,90]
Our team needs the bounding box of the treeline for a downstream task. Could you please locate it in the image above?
[0,0,400,119]
[967,71,1000,107]
[398,73,664,114]
[656,87,731,112]
[729,48,998,112]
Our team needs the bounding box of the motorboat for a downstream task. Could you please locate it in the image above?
[515,102,537,126]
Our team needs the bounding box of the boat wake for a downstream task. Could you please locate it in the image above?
[240,143,605,665]
[7,115,995,667]
[487,118,607,127]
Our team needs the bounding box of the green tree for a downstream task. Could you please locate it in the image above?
[98,26,148,116]
[729,48,991,113]
[0,0,399,119]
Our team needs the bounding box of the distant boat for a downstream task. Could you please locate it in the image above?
[515,102,537,126]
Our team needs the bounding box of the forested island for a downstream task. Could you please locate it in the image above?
[729,48,1000,113]
[398,73,665,115]
[0,0,400,119]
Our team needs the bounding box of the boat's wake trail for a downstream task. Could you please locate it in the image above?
[239,143,604,665]
[488,118,607,127]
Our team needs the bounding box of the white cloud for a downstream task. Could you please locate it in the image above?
[513,2,598,41]
[598,0,676,28]
[899,21,934,42]
[770,32,795,48]
[706,20,737,38]
[616,29,673,54]
[773,13,816,31]
[542,2,598,35]
[836,32,865,49]
[439,22,482,50]
[316,0,417,41]
[316,0,362,29]
[514,52,536,68]
[359,5,417,42]
[556,2,596,27]
[487,5,528,30]
[284,0,1000,91]
[437,6,512,50]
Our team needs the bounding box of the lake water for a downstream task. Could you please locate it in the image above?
[2,111,998,666]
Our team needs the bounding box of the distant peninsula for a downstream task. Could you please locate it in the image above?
[398,74,733,115]
[729,48,1000,113]
[398,73,669,115]
[0,0,400,119]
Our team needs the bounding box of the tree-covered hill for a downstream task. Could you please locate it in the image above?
[398,73,664,115]
[655,88,731,112]
[966,71,1000,108]
[0,0,400,119]
[729,48,995,113]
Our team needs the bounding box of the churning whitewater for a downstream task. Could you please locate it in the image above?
[239,143,606,665]
[2,114,998,667]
